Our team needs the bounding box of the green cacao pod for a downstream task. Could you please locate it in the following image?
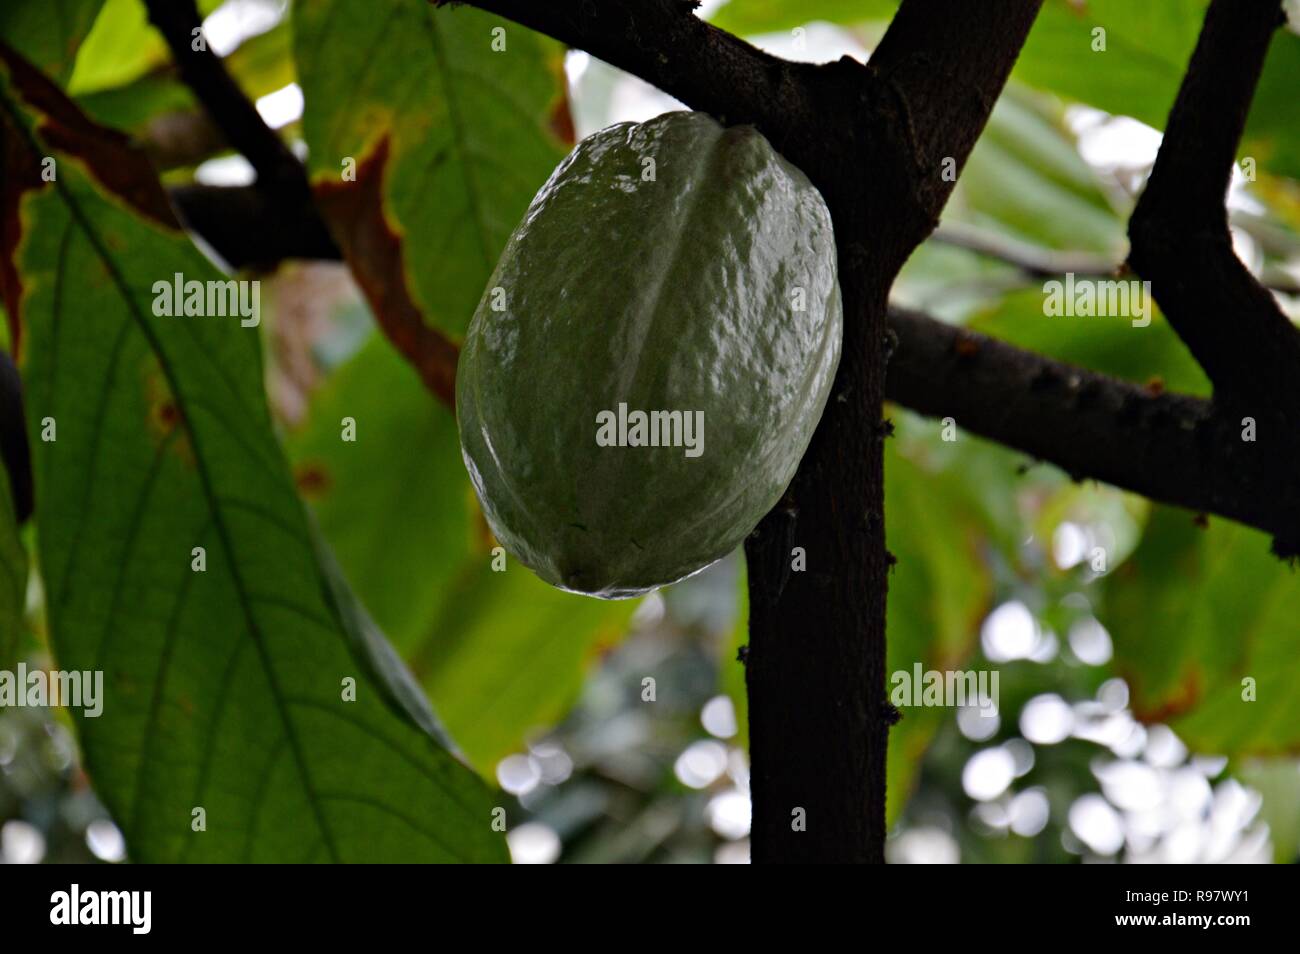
[457,110,842,598]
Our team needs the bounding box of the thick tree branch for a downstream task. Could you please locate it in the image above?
[171,184,340,269]
[886,307,1300,549]
[433,1,823,144]
[1128,0,1300,422]
[867,0,1047,232]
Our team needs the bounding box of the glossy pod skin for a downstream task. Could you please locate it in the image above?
[457,110,842,598]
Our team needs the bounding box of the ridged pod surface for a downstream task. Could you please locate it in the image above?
[457,111,842,598]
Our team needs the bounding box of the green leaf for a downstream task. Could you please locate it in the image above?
[67,0,226,95]
[1103,507,1300,755]
[884,443,993,824]
[294,0,569,338]
[1014,0,1300,180]
[709,0,897,36]
[721,554,749,749]
[1,54,505,863]
[0,0,104,84]
[288,331,634,773]
[1014,0,1204,130]
[67,0,170,95]
[0,464,25,671]
[950,90,1124,254]
[287,336,474,649]
[1239,758,1300,863]
[408,558,636,773]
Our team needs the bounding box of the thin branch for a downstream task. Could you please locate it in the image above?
[1128,0,1300,420]
[143,0,303,197]
[931,222,1119,280]
[934,221,1300,295]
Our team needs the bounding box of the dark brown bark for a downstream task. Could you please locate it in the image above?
[1126,0,1300,554]
[886,307,1297,540]
[743,0,1044,865]
[1128,0,1300,421]
[0,349,31,522]
[171,184,340,269]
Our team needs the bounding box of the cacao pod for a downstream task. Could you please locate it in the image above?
[457,110,842,598]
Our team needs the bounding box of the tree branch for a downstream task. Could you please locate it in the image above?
[144,0,335,279]
[931,222,1120,281]
[171,184,339,269]
[143,0,304,198]
[867,0,1047,233]
[1128,0,1300,422]
[433,1,822,143]
[885,307,1300,550]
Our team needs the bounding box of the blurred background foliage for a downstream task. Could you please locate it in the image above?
[1,0,1298,863]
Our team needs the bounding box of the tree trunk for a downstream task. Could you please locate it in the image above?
[744,230,892,863]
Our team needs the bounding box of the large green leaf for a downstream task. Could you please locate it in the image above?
[1015,0,1204,129]
[1104,507,1300,754]
[0,0,104,84]
[294,0,569,338]
[1,53,505,862]
[408,558,635,773]
[67,0,170,94]
[288,336,474,649]
[287,331,634,774]
[67,0,227,95]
